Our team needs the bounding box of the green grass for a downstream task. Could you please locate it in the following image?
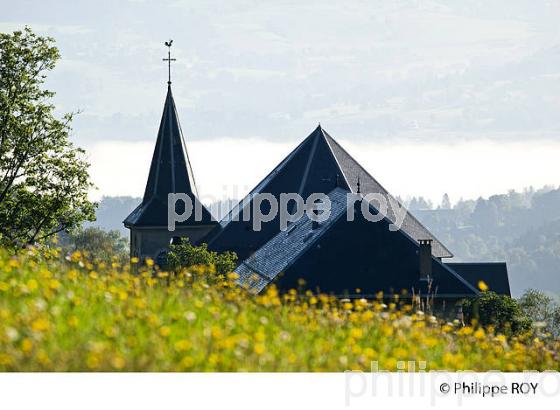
[0,248,558,371]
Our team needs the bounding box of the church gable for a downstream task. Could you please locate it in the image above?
[207,126,345,258]
[209,125,451,260]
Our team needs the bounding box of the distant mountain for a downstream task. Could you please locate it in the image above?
[87,196,141,236]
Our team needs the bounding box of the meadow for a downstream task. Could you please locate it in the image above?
[0,247,558,371]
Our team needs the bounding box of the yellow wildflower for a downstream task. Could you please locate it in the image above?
[31,318,49,333]
[27,279,38,291]
[254,343,266,355]
[21,338,33,353]
[49,279,61,290]
[474,328,485,340]
[350,328,363,339]
[174,340,191,352]
[180,356,194,369]
[112,356,126,370]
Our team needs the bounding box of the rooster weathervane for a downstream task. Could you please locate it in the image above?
[163,39,176,85]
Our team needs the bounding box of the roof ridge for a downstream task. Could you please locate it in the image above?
[323,131,391,195]
[321,128,351,191]
[295,128,321,197]
[170,88,199,197]
[216,128,321,229]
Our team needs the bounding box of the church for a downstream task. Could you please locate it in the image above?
[124,67,511,301]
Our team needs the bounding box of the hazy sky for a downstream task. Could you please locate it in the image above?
[2,0,560,204]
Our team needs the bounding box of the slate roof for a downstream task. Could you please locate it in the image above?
[235,188,475,296]
[208,125,452,258]
[124,85,216,227]
[445,262,511,296]
[236,188,349,293]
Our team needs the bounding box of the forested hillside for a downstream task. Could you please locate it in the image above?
[410,186,560,296]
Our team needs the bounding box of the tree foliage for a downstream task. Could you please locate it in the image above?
[460,292,531,336]
[166,239,237,278]
[412,186,560,295]
[58,227,128,264]
[0,27,96,249]
[518,289,560,337]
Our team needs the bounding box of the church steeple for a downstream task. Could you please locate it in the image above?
[124,84,215,228]
[124,42,216,235]
[142,85,198,202]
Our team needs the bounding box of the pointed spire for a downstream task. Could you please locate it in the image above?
[142,85,197,202]
[124,44,216,229]
[124,85,215,227]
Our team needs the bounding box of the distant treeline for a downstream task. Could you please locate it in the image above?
[405,186,560,297]
[91,186,560,297]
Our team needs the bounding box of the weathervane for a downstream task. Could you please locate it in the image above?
[163,39,176,85]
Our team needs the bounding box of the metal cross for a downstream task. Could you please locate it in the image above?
[163,39,176,85]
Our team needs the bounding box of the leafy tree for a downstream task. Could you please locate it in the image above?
[166,239,237,278]
[58,227,128,264]
[470,198,499,231]
[407,196,433,210]
[440,193,451,209]
[0,27,96,249]
[518,289,560,337]
[460,292,531,336]
[411,185,560,295]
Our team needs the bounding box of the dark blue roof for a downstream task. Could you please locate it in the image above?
[323,132,453,258]
[445,263,511,296]
[236,188,349,292]
[124,86,216,227]
[207,125,452,259]
[236,188,477,297]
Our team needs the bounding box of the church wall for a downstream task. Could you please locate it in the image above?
[275,211,475,298]
[131,225,215,262]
